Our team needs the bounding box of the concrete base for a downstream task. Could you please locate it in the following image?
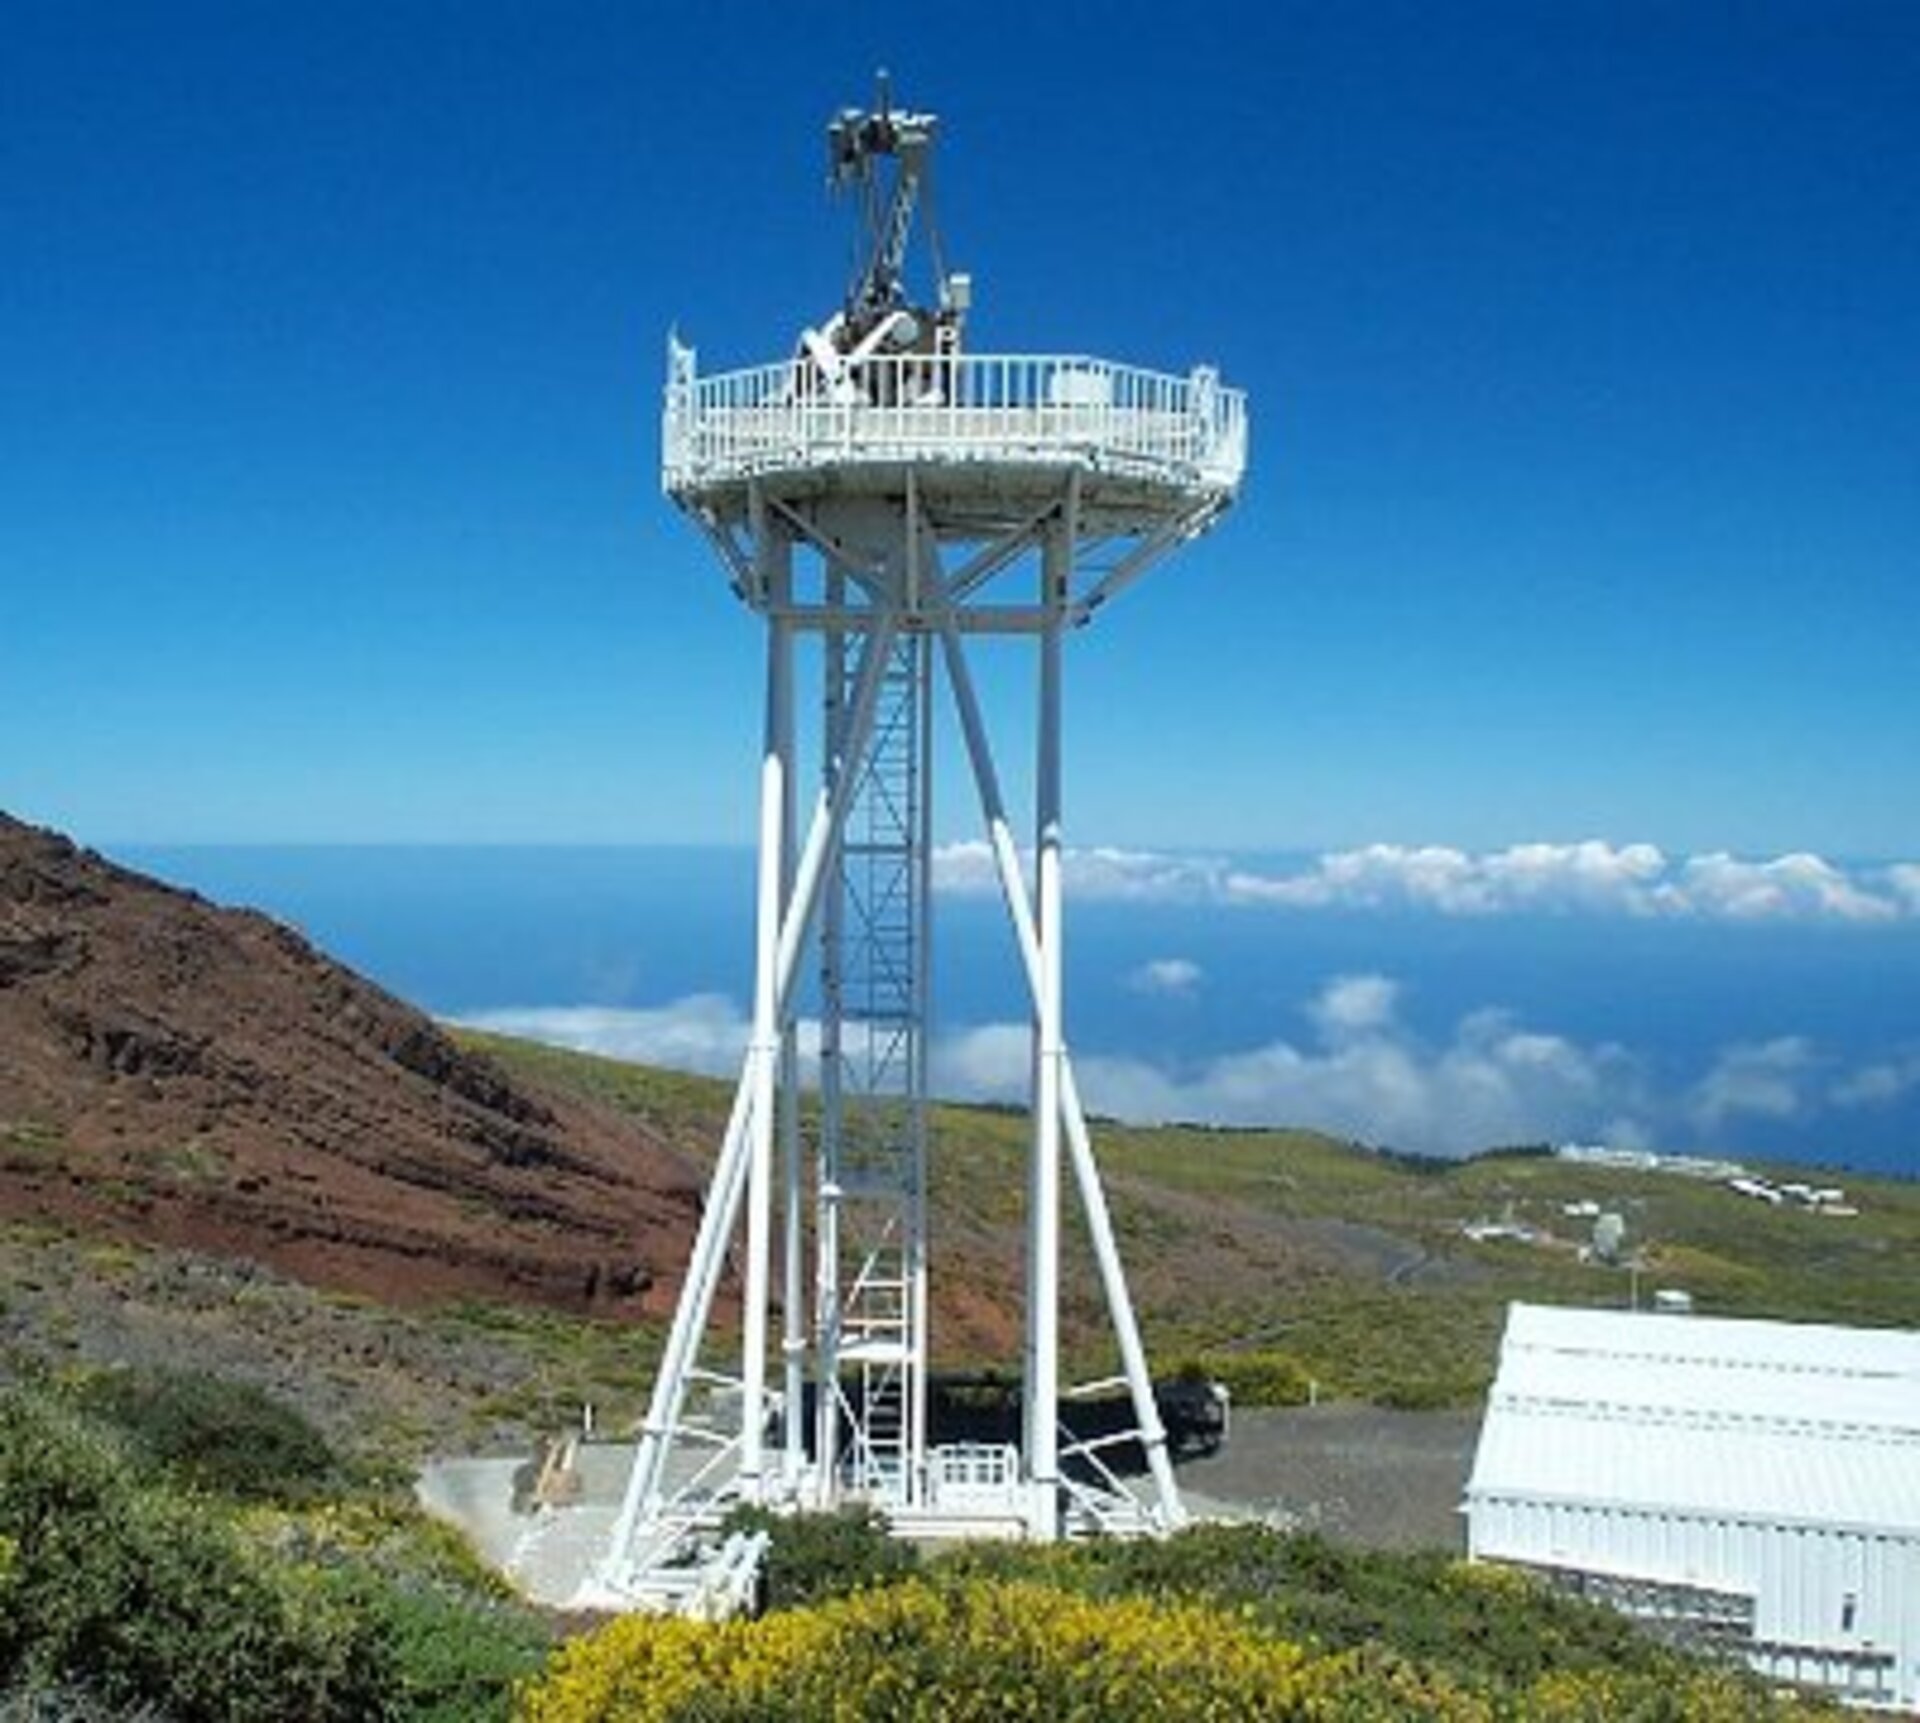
[417,1445,638,1608]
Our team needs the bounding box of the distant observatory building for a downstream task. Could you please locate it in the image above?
[591,83,1245,1610]
[1467,1303,1920,1711]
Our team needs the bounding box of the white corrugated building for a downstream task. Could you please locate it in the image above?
[1465,1303,1920,1711]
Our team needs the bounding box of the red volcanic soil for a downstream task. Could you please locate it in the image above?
[0,813,702,1317]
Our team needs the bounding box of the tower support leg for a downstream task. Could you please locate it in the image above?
[1024,524,1066,1537]
[935,604,1184,1533]
[606,485,1194,1593]
[739,542,794,1492]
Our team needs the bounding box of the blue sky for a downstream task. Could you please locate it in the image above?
[6,1,1918,860]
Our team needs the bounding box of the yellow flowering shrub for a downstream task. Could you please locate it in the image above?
[521,1567,1837,1723]
[517,1576,1500,1722]
[1438,1556,1537,1602]
[1523,1666,1836,1721]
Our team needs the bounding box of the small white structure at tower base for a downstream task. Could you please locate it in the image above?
[1466,1302,1920,1712]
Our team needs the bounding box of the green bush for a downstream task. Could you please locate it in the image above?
[948,1522,1814,1705]
[1166,1348,1312,1407]
[518,1569,1819,1722]
[238,1499,551,1722]
[338,1573,548,1723]
[516,1575,1399,1722]
[1,1378,554,1721]
[0,1391,391,1720]
[1375,1375,1475,1411]
[0,1684,169,1721]
[719,1505,916,1611]
[68,1368,341,1504]
[1006,1524,1659,1680]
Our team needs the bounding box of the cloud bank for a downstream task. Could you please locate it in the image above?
[464,995,750,1077]
[932,839,1919,924]
[459,981,1908,1160]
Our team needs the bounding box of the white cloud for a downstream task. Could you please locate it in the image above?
[457,984,1902,1163]
[1224,845,1477,912]
[1069,847,1226,902]
[457,982,1643,1156]
[1218,840,1672,916]
[929,839,1003,896]
[1831,1051,1920,1110]
[463,998,972,1093]
[1687,1037,1817,1131]
[460,996,749,1076]
[1667,852,1898,923]
[931,837,1918,924]
[1127,957,1203,997]
[461,998,1043,1116]
[1308,972,1398,1037]
[1064,979,1644,1156]
[929,1022,1032,1104]
[1486,840,1672,911]
[932,841,1225,903]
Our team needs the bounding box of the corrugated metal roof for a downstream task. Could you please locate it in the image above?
[1468,1303,1920,1535]
[1497,1346,1920,1430]
[1503,1301,1920,1382]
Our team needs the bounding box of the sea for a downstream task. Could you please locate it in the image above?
[126,845,1919,1181]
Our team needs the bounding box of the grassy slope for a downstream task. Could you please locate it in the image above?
[0,1221,663,1461]
[463,1032,1920,1409]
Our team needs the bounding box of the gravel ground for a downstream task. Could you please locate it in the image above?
[1173,1403,1482,1550]
[418,1450,632,1607]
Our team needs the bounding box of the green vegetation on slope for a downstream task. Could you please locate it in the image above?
[0,1221,668,1467]
[71,1366,346,1503]
[12,1017,1900,1721]
[464,1031,1920,1409]
[0,1371,550,1722]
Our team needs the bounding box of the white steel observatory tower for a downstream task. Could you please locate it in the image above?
[599,84,1246,1605]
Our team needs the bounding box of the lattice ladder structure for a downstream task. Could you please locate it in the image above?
[817,626,930,1505]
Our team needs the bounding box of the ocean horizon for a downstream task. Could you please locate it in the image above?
[122,841,1920,1182]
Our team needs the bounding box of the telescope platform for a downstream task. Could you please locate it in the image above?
[665,349,1247,537]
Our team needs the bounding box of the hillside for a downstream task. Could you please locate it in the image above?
[475,1031,1920,1413]
[0,812,700,1317]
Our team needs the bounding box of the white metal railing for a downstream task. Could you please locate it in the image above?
[927,1441,1020,1504]
[664,345,1248,497]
